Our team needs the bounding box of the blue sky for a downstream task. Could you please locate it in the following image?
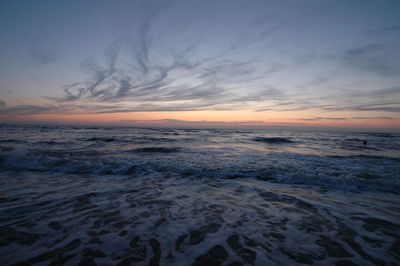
[0,0,399,127]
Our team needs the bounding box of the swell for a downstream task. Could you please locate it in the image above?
[34,141,76,146]
[328,154,400,161]
[0,139,27,144]
[132,147,181,153]
[81,136,181,143]
[252,137,294,144]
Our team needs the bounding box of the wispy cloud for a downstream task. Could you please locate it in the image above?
[342,43,400,76]
[297,117,346,121]
[118,118,315,127]
[42,2,288,114]
[321,102,400,113]
[352,116,394,120]
[0,104,58,115]
[298,116,396,121]
[366,87,400,97]
[366,25,400,34]
[253,85,400,114]
[29,47,58,65]
[120,118,264,125]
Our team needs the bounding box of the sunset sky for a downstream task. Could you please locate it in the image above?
[0,0,399,129]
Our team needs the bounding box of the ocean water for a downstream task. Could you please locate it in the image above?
[0,124,399,265]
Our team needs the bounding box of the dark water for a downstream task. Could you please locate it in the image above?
[0,124,399,265]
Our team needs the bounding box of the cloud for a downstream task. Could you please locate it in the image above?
[118,118,313,127]
[297,76,329,89]
[342,43,400,76]
[314,117,347,121]
[0,104,58,115]
[47,1,288,114]
[322,104,400,113]
[297,117,347,121]
[59,42,272,108]
[255,99,400,114]
[120,118,264,125]
[367,25,400,34]
[340,86,400,103]
[297,116,397,121]
[29,47,58,65]
[347,106,400,112]
[0,100,5,107]
[257,85,400,114]
[345,44,385,57]
[368,87,400,97]
[352,116,394,120]
[254,107,272,112]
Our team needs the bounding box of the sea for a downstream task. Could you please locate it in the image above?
[0,124,399,265]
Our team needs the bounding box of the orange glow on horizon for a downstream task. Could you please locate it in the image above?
[1,109,399,129]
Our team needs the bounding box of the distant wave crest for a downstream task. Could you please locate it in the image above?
[132,147,181,153]
[252,137,293,144]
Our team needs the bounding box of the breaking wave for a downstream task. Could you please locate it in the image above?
[0,146,398,193]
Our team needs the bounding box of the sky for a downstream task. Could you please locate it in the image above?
[0,0,400,129]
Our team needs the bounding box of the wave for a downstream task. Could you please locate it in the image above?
[34,141,76,146]
[82,136,180,144]
[0,139,27,144]
[37,149,102,157]
[138,137,178,143]
[132,147,181,153]
[0,146,14,152]
[85,137,116,143]
[342,138,365,142]
[252,137,293,144]
[0,148,398,193]
[366,133,397,138]
[328,154,400,161]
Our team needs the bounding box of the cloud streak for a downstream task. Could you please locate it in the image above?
[118,118,316,127]
[29,47,58,65]
[0,104,58,115]
[342,43,400,76]
[298,116,395,121]
[367,25,400,34]
[120,118,264,125]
